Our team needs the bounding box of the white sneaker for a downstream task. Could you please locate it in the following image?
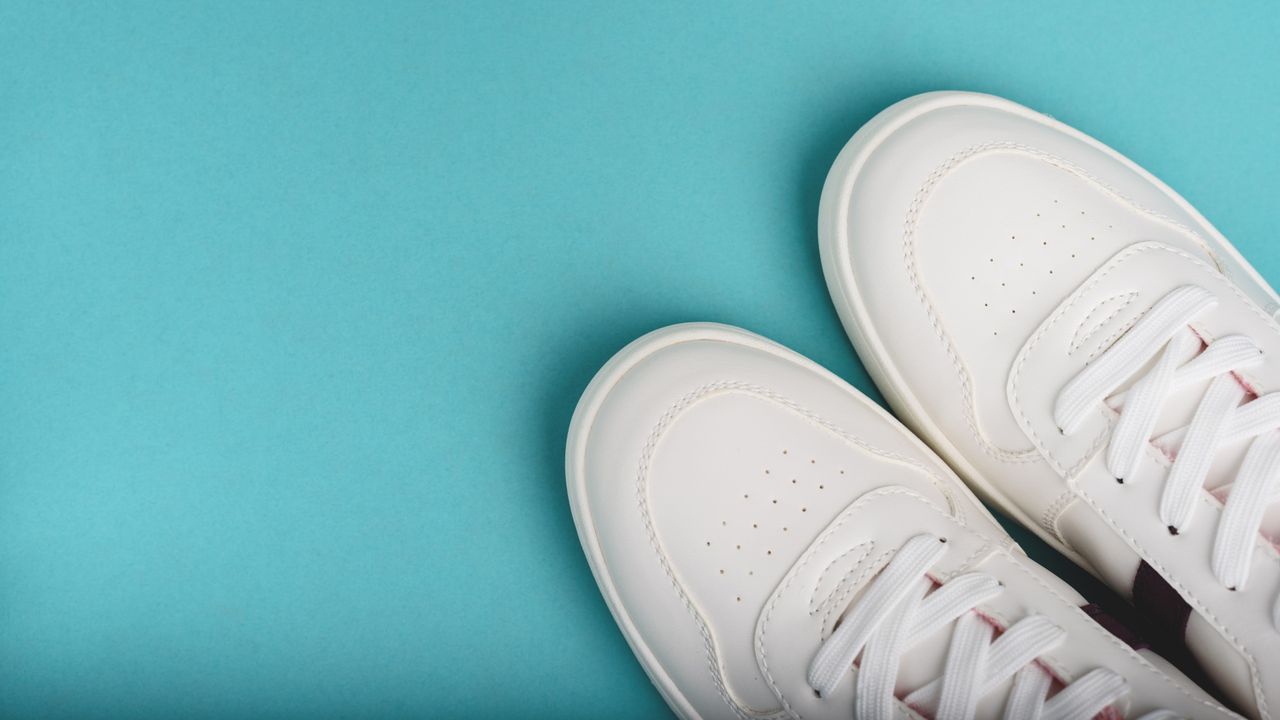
[567,323,1233,719]
[820,91,1280,719]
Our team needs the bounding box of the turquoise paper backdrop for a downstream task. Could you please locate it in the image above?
[2,2,1277,717]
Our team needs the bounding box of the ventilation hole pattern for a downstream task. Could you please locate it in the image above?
[704,447,844,608]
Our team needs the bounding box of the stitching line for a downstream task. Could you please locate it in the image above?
[993,542,1236,715]
[636,382,960,718]
[1010,243,1190,478]
[808,541,875,616]
[1069,291,1139,355]
[1040,489,1077,537]
[1074,487,1269,719]
[754,487,943,719]
[1005,242,1280,716]
[902,142,1219,465]
[818,548,895,640]
[1087,312,1142,364]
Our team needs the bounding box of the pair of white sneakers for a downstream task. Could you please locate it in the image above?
[565,92,1280,720]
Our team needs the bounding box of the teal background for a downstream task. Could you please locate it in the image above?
[1,1,1277,717]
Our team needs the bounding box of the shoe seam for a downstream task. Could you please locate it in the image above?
[1069,291,1139,356]
[900,142,1220,465]
[634,381,959,719]
[808,541,875,616]
[754,487,955,719]
[1074,485,1269,719]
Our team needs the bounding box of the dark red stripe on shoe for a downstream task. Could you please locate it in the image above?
[1128,561,1243,714]
[1080,603,1149,651]
[1132,560,1191,643]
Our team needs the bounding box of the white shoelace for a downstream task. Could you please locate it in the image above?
[806,534,1176,720]
[1055,285,1280,627]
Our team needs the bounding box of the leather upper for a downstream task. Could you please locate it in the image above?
[823,91,1280,718]
[569,323,1237,719]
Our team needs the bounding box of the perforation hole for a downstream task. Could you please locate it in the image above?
[709,445,863,607]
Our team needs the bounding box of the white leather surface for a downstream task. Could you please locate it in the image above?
[754,488,996,719]
[572,325,983,717]
[822,91,1280,719]
[649,389,960,710]
[1016,243,1280,717]
[569,323,1238,719]
[832,99,1226,461]
[757,485,1233,720]
[915,150,1216,453]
